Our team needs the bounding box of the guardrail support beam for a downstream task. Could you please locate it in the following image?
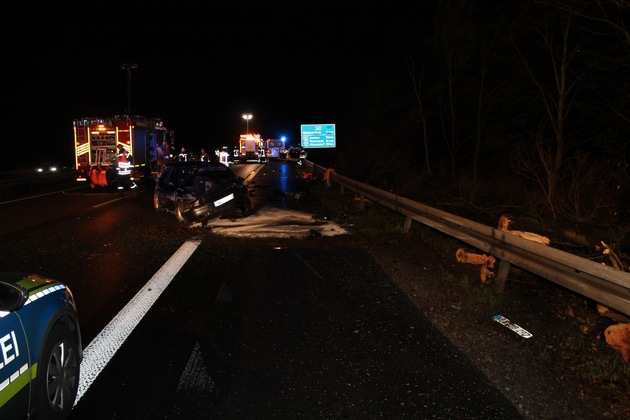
[495,259,511,293]
[358,194,365,211]
[403,216,412,233]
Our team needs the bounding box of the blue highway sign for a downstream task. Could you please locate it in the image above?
[300,124,336,148]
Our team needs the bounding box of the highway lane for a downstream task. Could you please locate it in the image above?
[70,237,521,419]
[0,160,522,418]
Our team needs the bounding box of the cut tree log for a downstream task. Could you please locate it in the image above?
[498,214,550,245]
[456,248,496,284]
[604,323,630,363]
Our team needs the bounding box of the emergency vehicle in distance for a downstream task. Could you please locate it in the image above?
[265,138,285,160]
[234,134,266,163]
[73,115,174,188]
[286,146,307,162]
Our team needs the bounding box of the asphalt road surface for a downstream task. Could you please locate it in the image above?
[71,239,522,419]
[0,161,522,419]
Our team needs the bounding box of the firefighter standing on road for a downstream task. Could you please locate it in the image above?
[200,147,209,162]
[179,147,188,162]
[116,144,137,190]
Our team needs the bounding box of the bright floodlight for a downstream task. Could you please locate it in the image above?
[242,113,253,134]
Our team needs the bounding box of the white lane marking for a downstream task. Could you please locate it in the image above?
[291,250,324,280]
[91,196,129,208]
[0,185,87,205]
[74,239,202,406]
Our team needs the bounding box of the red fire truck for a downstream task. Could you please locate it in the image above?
[73,115,174,187]
[235,134,266,163]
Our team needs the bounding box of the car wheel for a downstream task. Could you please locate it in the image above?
[239,196,252,216]
[153,191,164,212]
[35,324,81,420]
[176,200,190,224]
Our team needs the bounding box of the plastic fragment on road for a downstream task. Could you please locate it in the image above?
[492,314,533,338]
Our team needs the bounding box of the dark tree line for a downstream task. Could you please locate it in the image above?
[337,0,630,232]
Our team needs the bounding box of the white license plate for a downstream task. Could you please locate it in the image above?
[214,193,234,207]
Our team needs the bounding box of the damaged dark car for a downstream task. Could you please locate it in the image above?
[153,161,251,225]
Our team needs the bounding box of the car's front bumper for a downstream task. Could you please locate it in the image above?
[188,193,237,221]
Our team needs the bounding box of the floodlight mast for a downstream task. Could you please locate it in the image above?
[121,63,138,116]
[242,113,253,135]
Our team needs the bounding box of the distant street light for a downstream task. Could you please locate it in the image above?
[121,63,138,116]
[242,113,253,135]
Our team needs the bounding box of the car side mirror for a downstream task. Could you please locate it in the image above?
[0,282,29,311]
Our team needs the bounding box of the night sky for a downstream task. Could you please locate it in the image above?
[4,1,431,169]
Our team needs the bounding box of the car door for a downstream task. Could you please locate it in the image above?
[0,285,32,417]
[157,166,178,212]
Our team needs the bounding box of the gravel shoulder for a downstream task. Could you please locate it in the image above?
[364,233,619,419]
[302,179,630,420]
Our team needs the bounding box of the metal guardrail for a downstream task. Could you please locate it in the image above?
[304,161,630,317]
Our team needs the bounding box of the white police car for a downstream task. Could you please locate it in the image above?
[0,273,82,419]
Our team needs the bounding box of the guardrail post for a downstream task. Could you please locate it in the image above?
[495,259,511,293]
[358,194,365,211]
[402,216,412,233]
